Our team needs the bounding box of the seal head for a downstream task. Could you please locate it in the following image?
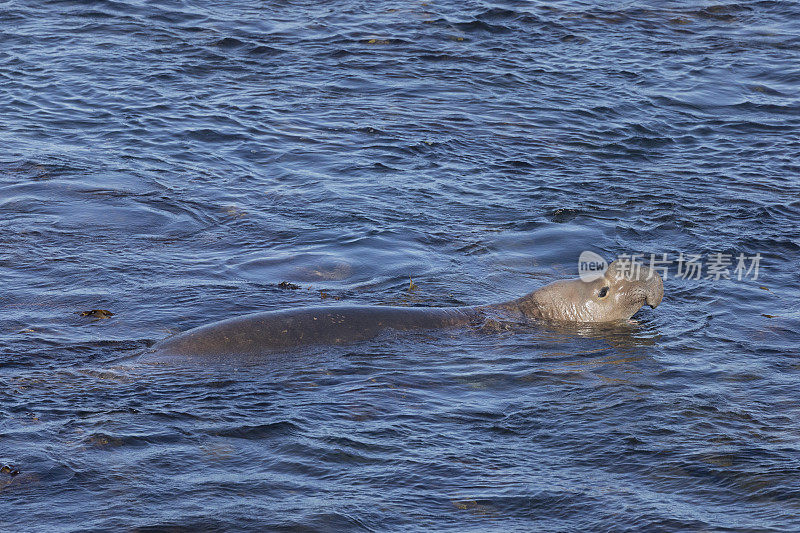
[506,259,664,323]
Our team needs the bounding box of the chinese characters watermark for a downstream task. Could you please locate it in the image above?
[578,252,762,282]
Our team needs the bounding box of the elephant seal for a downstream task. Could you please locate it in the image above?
[143,260,663,360]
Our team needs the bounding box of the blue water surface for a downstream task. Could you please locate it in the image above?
[1,0,799,531]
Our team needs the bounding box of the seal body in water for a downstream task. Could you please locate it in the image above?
[145,260,663,360]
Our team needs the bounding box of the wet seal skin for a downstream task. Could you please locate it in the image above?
[142,260,663,360]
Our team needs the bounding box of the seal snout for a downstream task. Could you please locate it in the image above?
[644,269,664,309]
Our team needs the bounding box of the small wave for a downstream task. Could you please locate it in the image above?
[209,421,302,440]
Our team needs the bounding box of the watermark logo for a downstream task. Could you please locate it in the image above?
[578,252,763,281]
[578,251,608,282]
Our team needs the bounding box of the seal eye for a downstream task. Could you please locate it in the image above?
[597,286,609,298]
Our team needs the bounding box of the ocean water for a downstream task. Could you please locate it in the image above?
[1,0,799,531]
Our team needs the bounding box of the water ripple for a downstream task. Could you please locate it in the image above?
[1,0,799,531]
